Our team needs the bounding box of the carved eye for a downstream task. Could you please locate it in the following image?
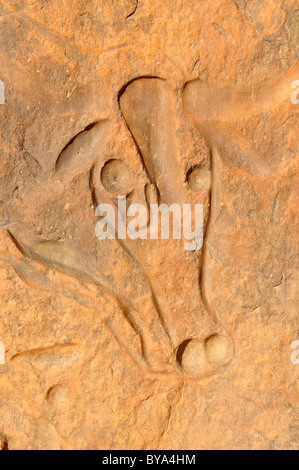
[101,159,133,196]
[187,165,211,192]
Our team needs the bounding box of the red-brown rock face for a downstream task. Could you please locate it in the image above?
[0,0,298,450]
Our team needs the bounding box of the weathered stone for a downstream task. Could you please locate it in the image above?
[0,0,298,451]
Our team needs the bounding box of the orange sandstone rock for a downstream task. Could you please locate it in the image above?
[0,0,298,450]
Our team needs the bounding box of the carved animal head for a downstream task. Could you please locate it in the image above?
[4,64,296,381]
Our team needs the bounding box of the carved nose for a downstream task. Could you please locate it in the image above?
[177,334,234,377]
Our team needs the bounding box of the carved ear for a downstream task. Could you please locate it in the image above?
[120,78,185,205]
[183,79,272,177]
[208,123,272,177]
[55,120,110,183]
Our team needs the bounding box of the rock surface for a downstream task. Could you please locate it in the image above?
[0,0,298,450]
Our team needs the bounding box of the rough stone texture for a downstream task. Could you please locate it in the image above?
[0,0,298,450]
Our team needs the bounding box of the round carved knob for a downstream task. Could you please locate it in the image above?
[205,334,233,367]
[178,339,210,377]
[101,159,133,196]
[178,334,233,377]
[187,165,211,192]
